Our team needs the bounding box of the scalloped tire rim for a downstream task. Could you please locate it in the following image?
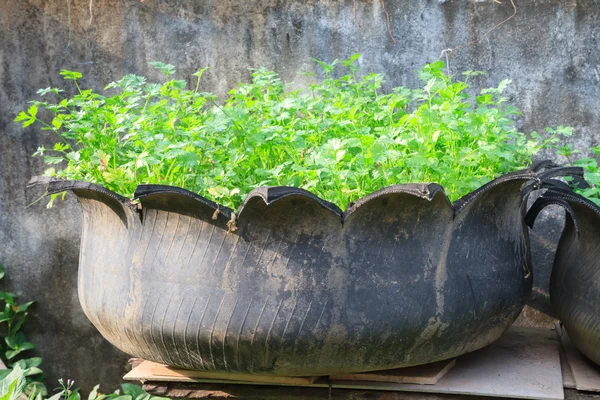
[541,191,600,366]
[44,169,545,376]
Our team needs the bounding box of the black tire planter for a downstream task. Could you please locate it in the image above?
[527,185,600,366]
[44,165,573,376]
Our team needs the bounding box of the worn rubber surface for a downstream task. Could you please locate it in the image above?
[47,169,547,376]
[527,186,600,366]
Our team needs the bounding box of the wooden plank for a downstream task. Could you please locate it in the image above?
[142,381,503,399]
[140,382,600,400]
[328,328,564,400]
[559,327,600,392]
[127,328,564,399]
[125,361,318,385]
[560,347,576,389]
[330,359,456,385]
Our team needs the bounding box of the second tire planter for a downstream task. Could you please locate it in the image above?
[45,165,571,376]
[527,185,600,366]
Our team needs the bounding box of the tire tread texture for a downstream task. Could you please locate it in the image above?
[47,170,539,376]
[530,187,600,366]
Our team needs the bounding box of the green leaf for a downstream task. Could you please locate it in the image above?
[59,70,83,81]
[23,368,43,377]
[15,107,36,127]
[9,314,27,338]
[44,156,64,165]
[149,62,176,77]
[51,118,63,129]
[5,332,35,358]
[0,264,4,281]
[16,302,34,313]
[68,389,81,400]
[88,385,100,400]
[0,292,16,306]
[108,396,131,400]
[0,365,27,400]
[46,392,63,400]
[121,384,146,399]
[36,87,64,97]
[14,112,29,123]
[24,381,47,398]
[27,105,38,119]
[20,357,42,369]
[13,343,36,354]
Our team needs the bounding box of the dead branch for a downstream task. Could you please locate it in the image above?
[381,0,397,44]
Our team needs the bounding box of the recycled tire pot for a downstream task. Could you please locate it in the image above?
[45,165,572,376]
[527,186,600,365]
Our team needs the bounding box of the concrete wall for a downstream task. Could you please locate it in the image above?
[1,0,598,391]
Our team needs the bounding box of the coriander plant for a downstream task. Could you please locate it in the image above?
[553,139,600,206]
[17,56,568,210]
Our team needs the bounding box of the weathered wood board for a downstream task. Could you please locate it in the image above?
[559,327,600,392]
[330,359,456,385]
[561,346,576,389]
[126,328,564,399]
[125,361,318,385]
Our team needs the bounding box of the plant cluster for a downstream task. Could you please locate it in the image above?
[0,264,167,400]
[0,370,167,400]
[554,141,600,206]
[17,56,573,209]
[0,263,44,397]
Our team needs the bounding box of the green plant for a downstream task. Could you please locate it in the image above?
[43,379,167,400]
[0,263,45,396]
[554,141,600,206]
[0,371,168,400]
[0,266,166,400]
[17,56,568,209]
[0,366,27,400]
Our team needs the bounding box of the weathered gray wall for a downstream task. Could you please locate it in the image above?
[1,0,599,391]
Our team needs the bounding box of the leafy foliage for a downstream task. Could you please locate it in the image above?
[0,263,45,396]
[0,374,168,400]
[0,266,167,400]
[40,379,168,400]
[0,366,27,400]
[553,138,600,206]
[18,56,568,209]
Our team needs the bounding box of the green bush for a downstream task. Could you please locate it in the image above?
[0,264,167,400]
[0,263,44,397]
[0,370,168,400]
[17,55,571,209]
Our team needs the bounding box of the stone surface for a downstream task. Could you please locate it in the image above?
[1,0,599,391]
